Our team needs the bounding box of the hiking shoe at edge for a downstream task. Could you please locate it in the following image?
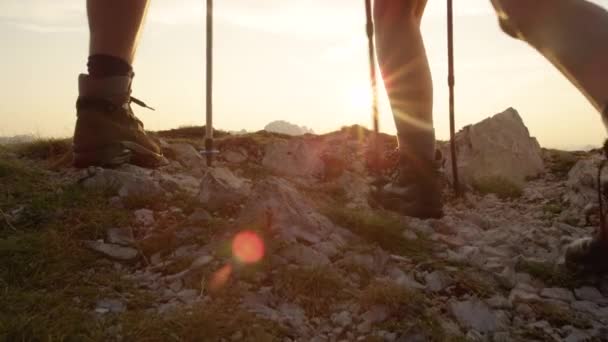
[73,74,169,168]
[372,154,444,219]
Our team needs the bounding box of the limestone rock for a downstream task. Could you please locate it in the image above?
[166,143,203,168]
[262,139,324,178]
[198,167,251,210]
[81,168,164,201]
[565,154,608,210]
[442,107,544,187]
[540,287,575,303]
[84,240,138,261]
[280,245,330,267]
[134,209,155,227]
[450,298,500,333]
[237,178,335,244]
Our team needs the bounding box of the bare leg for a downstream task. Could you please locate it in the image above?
[491,0,608,119]
[372,0,443,219]
[374,0,435,161]
[87,0,150,64]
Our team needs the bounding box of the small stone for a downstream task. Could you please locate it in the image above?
[425,271,452,292]
[106,228,133,246]
[281,245,330,267]
[540,287,575,302]
[231,331,244,341]
[509,287,540,305]
[150,252,162,265]
[167,143,203,168]
[361,305,389,324]
[108,196,123,208]
[356,320,371,334]
[84,240,138,261]
[574,287,605,302]
[388,268,425,290]
[487,295,511,309]
[187,209,212,225]
[224,150,247,164]
[331,311,352,327]
[177,289,199,302]
[169,279,183,293]
[313,241,340,259]
[134,209,155,227]
[571,301,607,318]
[402,229,418,240]
[450,298,499,333]
[95,298,126,314]
[190,255,214,269]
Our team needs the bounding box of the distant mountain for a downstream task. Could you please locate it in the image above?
[264,121,314,136]
[0,135,35,145]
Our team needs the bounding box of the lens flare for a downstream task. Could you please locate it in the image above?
[209,264,232,292]
[232,231,265,264]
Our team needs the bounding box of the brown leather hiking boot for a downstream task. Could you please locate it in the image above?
[372,152,444,219]
[73,74,169,168]
[565,235,608,273]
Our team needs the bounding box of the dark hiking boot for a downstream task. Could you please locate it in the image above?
[565,235,608,273]
[73,74,168,168]
[372,152,444,219]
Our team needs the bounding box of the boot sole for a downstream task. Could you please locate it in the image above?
[73,141,169,169]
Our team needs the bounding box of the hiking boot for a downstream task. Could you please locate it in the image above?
[565,235,608,273]
[372,151,444,219]
[73,74,168,168]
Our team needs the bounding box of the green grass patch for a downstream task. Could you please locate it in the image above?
[530,302,591,329]
[473,176,523,199]
[321,206,434,260]
[11,138,72,160]
[274,266,347,316]
[360,280,447,340]
[515,259,583,288]
[121,298,286,342]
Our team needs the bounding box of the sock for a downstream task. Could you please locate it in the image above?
[87,54,133,78]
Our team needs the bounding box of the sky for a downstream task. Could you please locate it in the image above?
[0,0,607,150]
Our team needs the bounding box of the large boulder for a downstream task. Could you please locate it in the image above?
[198,167,251,211]
[565,153,607,210]
[442,108,544,187]
[262,139,324,178]
[237,178,337,244]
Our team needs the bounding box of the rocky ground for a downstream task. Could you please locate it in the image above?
[1,115,608,341]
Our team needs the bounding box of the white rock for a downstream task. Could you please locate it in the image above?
[198,167,251,210]
[95,298,126,314]
[450,298,500,333]
[331,311,352,327]
[167,143,203,168]
[224,150,247,164]
[83,240,138,261]
[82,168,164,201]
[425,271,452,292]
[574,287,606,303]
[106,228,133,246]
[262,139,324,178]
[281,245,330,267]
[441,107,544,187]
[540,288,575,302]
[134,209,155,227]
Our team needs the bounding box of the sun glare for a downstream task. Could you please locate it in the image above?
[347,86,373,111]
[232,231,265,264]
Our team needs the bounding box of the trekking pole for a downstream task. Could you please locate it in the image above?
[202,0,219,166]
[447,0,461,195]
[364,0,380,167]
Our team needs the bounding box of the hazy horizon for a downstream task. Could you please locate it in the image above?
[1,0,607,150]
